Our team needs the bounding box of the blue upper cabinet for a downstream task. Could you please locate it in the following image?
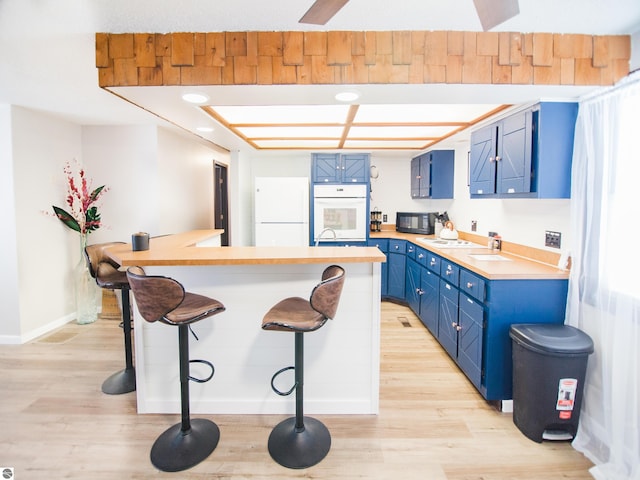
[469,102,578,199]
[410,150,454,199]
[312,153,369,183]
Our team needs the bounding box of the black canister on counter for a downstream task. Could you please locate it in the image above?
[132,232,150,251]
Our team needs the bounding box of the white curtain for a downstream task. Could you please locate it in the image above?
[567,70,640,480]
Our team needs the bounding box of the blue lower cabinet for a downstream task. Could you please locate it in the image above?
[438,279,459,358]
[481,279,568,400]
[457,293,484,390]
[387,251,406,299]
[374,237,567,401]
[386,240,406,300]
[405,258,421,313]
[368,239,389,296]
[419,268,439,336]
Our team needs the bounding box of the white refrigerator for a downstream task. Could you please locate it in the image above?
[254,177,310,246]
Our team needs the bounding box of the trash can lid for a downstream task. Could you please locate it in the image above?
[509,324,594,355]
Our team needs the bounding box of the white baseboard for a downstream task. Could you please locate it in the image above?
[0,309,102,345]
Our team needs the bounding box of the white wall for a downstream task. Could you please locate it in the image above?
[367,145,571,252]
[0,105,21,340]
[156,128,220,234]
[82,126,225,242]
[82,125,160,243]
[236,147,570,252]
[6,107,84,341]
[1,116,223,343]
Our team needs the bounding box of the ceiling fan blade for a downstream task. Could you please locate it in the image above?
[299,0,350,25]
[473,0,520,31]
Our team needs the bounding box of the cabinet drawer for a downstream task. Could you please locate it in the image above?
[406,242,416,260]
[440,279,458,302]
[440,261,460,286]
[415,246,428,267]
[460,270,485,302]
[426,252,441,273]
[389,239,406,254]
[368,238,388,252]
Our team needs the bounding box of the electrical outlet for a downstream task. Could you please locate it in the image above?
[471,220,477,232]
[545,231,561,249]
[383,214,387,222]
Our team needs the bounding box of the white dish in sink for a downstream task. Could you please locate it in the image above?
[417,238,486,249]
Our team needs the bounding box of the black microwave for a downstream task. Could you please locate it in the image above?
[396,212,436,235]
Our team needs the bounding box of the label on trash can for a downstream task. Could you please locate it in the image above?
[556,378,578,415]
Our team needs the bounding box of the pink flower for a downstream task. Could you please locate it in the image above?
[52,160,108,235]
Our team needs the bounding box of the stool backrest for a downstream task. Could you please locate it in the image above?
[310,265,345,320]
[126,266,186,323]
[85,242,124,279]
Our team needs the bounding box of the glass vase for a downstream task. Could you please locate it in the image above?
[74,234,99,325]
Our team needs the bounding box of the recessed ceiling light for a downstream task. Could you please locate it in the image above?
[335,91,360,102]
[196,126,214,133]
[182,92,209,104]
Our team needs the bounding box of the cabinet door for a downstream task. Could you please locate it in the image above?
[438,279,459,358]
[368,239,388,296]
[342,154,369,183]
[387,251,406,299]
[312,153,340,183]
[429,150,454,199]
[410,156,421,198]
[419,268,439,336]
[418,155,431,198]
[469,125,497,195]
[497,110,533,195]
[405,258,421,314]
[458,294,484,389]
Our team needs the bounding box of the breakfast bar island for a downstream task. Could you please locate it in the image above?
[106,230,386,416]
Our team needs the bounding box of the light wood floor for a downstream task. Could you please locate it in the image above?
[0,302,593,479]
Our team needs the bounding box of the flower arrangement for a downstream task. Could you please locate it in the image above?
[52,160,108,235]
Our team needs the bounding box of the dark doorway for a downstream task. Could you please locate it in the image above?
[214,162,229,246]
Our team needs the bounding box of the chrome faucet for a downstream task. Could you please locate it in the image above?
[315,228,337,246]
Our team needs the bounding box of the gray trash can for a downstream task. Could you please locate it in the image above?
[509,323,594,443]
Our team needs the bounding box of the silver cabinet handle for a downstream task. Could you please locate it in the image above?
[467,282,473,288]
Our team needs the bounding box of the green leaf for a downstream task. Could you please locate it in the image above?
[85,206,101,233]
[52,205,81,233]
[89,185,105,202]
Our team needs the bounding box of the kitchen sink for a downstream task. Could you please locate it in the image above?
[417,238,487,249]
[467,253,512,261]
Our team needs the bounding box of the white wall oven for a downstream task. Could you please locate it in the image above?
[313,184,368,243]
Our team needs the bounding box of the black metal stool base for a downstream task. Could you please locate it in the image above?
[267,416,331,469]
[150,418,220,472]
[101,367,136,395]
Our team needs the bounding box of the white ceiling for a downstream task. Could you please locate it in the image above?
[1,0,640,153]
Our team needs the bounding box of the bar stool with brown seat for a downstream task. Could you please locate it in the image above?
[85,242,136,395]
[126,266,226,473]
[262,265,345,469]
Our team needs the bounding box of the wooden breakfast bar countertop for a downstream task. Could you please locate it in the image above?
[107,229,386,267]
